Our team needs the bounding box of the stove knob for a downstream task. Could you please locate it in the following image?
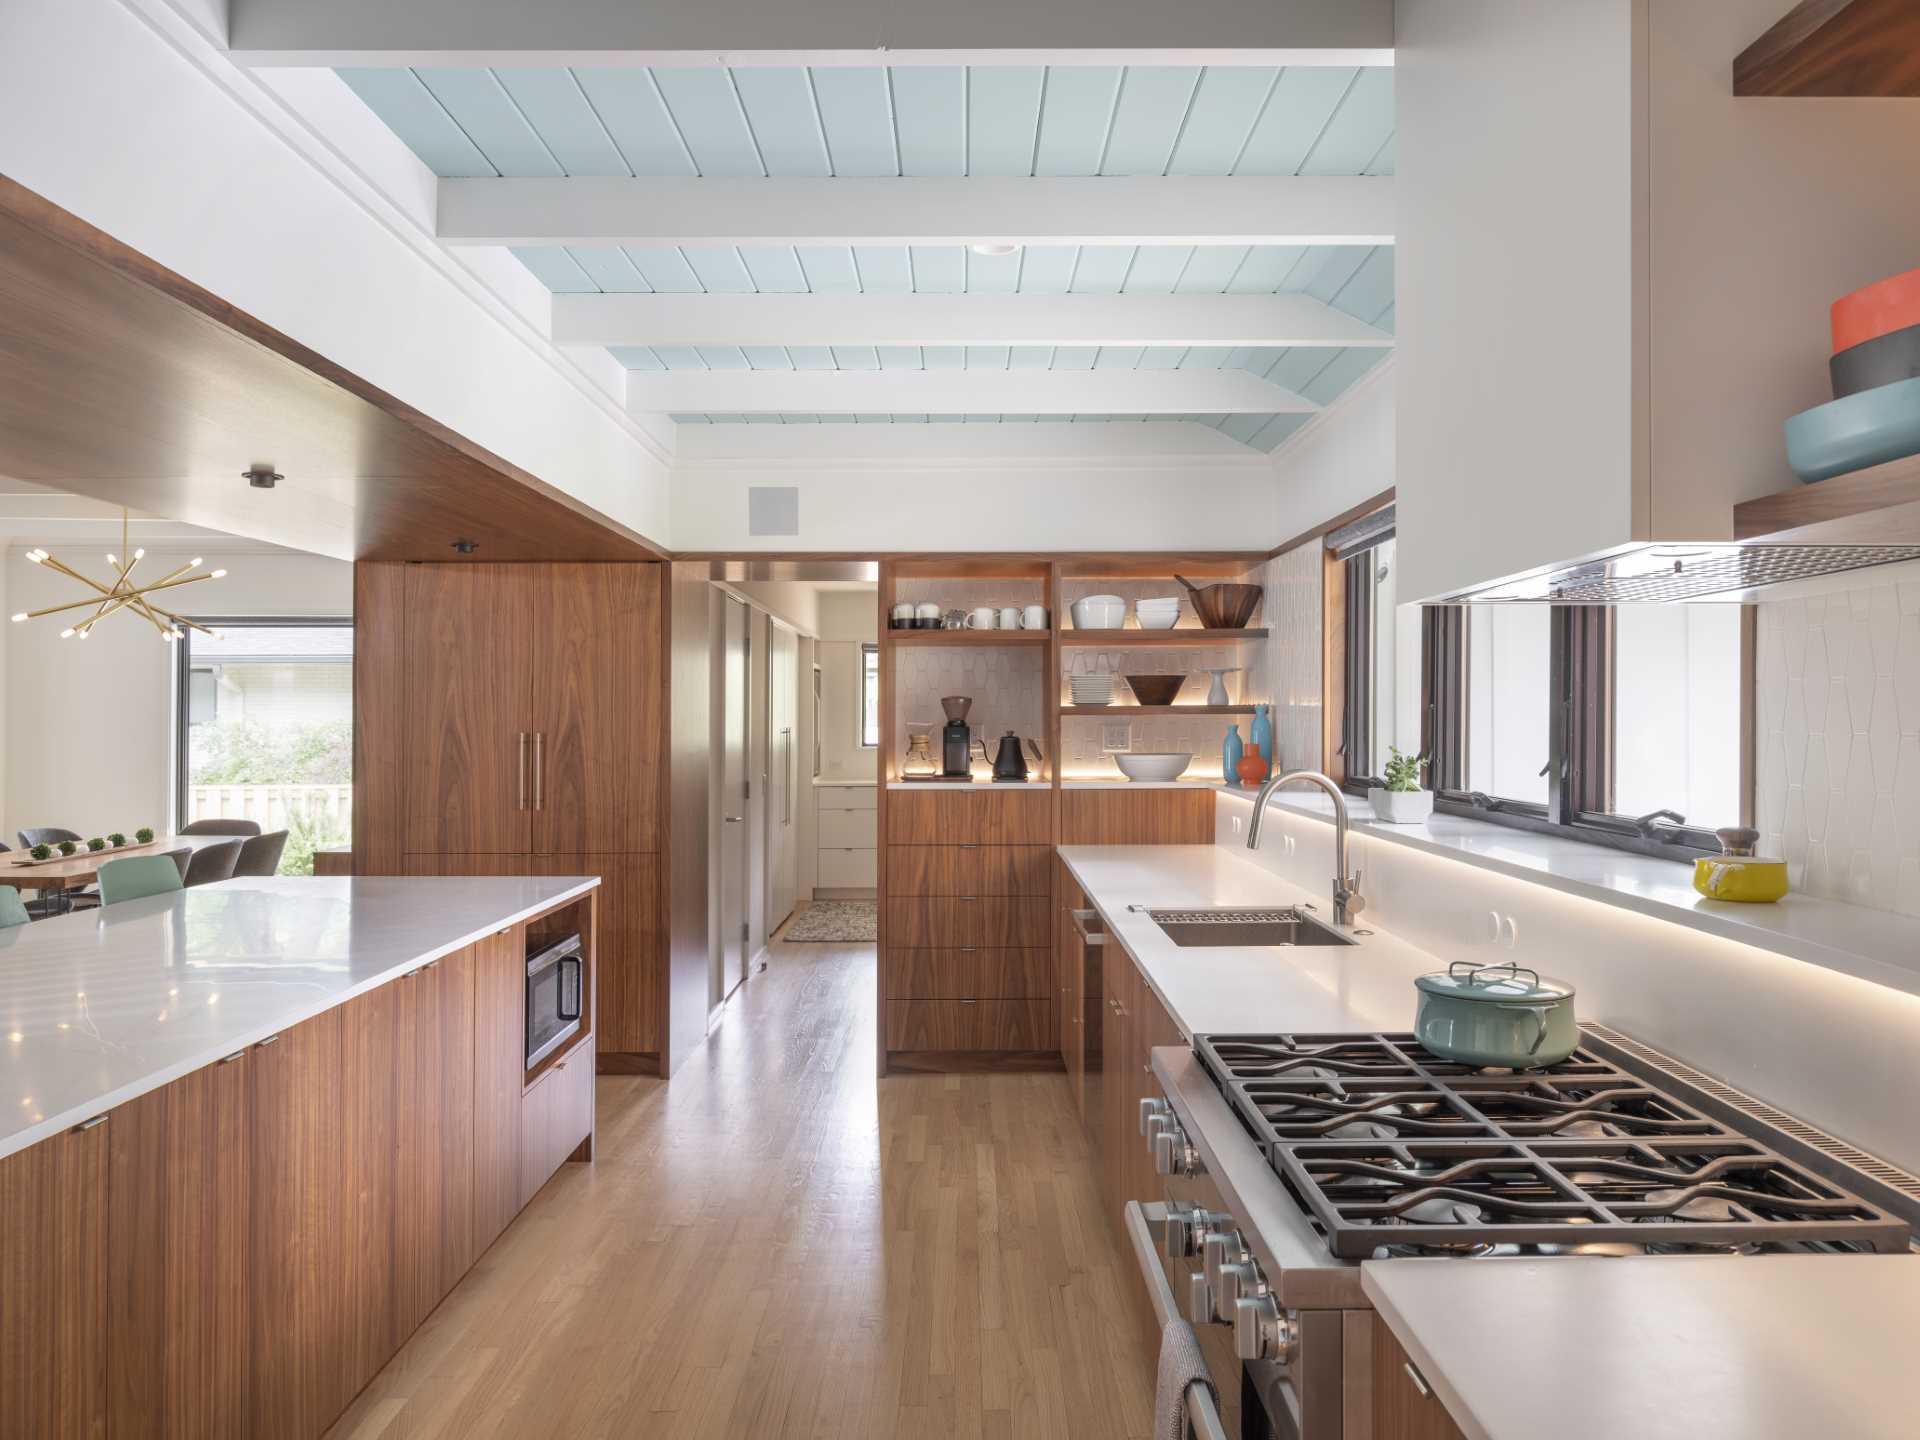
[1152,1124,1196,1177]
[1201,1229,1247,1289]
[1144,1112,1171,1152]
[1215,1261,1254,1314]
[1163,1204,1195,1260]
[1138,1097,1170,1135]
[1187,1271,1214,1326]
[1233,1295,1298,1364]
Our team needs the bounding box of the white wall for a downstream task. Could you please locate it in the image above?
[4,545,352,844]
[671,424,1274,553]
[1268,361,1396,545]
[0,0,672,551]
[728,581,821,638]
[816,591,878,782]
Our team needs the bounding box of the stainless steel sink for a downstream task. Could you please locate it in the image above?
[1143,906,1358,948]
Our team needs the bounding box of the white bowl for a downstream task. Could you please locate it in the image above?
[1135,608,1181,631]
[1070,595,1126,631]
[1113,752,1194,782]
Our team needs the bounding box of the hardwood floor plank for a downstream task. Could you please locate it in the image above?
[324,940,1155,1440]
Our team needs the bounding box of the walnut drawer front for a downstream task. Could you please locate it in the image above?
[885,896,1050,948]
[886,845,1051,896]
[884,1000,1054,1051]
[886,789,1052,845]
[883,948,1054,998]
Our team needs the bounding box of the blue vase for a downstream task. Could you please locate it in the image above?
[1222,724,1244,785]
[1250,705,1274,767]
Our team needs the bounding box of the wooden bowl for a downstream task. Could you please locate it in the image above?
[1125,674,1187,706]
[1184,582,1261,629]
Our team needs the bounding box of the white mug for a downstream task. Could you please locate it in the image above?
[965,606,997,629]
[1020,604,1047,630]
[914,602,941,622]
[997,606,1021,630]
[891,602,914,623]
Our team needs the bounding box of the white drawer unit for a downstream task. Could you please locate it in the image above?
[816,783,877,811]
[818,847,878,888]
[818,807,877,849]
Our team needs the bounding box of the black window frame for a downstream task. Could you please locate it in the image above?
[1419,604,1731,864]
[1333,508,1397,792]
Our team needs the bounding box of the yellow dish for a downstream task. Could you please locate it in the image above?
[1693,857,1789,903]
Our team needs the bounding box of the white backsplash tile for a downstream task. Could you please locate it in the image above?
[1260,545,1324,772]
[1757,571,1920,917]
[893,644,1047,778]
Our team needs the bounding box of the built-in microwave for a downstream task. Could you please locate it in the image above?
[525,934,583,1067]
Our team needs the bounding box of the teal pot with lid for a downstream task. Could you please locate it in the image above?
[1414,961,1578,1069]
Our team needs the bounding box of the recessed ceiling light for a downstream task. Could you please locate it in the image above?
[970,242,1020,258]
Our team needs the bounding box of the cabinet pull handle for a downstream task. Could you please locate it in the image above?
[218,1049,247,1065]
[256,1033,280,1048]
[533,731,544,811]
[960,998,977,1005]
[73,1114,108,1132]
[1403,1362,1431,1399]
[959,844,979,850]
[518,732,529,811]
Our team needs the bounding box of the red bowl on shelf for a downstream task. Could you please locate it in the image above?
[1832,266,1920,354]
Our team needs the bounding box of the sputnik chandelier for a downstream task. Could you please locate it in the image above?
[10,509,225,642]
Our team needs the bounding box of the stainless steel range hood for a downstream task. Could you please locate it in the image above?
[1435,541,1920,604]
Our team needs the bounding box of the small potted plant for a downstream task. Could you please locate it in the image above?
[86,837,106,853]
[108,832,126,848]
[57,839,78,857]
[29,843,51,861]
[135,827,154,845]
[1368,745,1434,824]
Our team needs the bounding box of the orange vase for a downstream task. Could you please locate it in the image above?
[1236,748,1270,786]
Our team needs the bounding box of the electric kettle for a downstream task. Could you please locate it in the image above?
[991,731,1043,783]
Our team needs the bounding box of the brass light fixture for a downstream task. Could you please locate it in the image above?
[10,509,225,642]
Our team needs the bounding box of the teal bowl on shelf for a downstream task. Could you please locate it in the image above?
[1784,374,1920,483]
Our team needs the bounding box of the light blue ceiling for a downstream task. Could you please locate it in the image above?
[339,64,1395,180]
[667,412,1316,453]
[338,62,1395,452]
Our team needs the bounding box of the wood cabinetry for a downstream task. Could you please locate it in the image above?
[519,1051,595,1209]
[0,1119,105,1439]
[394,949,476,1338]
[1372,1316,1470,1440]
[359,560,665,1071]
[886,844,1051,896]
[472,925,525,1255]
[1098,940,1182,1232]
[1056,860,1094,1118]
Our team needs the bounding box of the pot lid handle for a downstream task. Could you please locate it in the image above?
[1446,959,1543,990]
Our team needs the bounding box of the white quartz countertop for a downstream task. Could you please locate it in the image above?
[0,875,596,1160]
[1056,844,1447,1037]
[1363,1254,1920,1440]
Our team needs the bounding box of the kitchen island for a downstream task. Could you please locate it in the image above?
[0,874,599,1440]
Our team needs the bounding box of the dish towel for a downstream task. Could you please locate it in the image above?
[1155,1318,1218,1440]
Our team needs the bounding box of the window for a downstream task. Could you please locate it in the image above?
[1423,602,1743,859]
[859,643,879,749]
[176,619,353,874]
[1336,510,1403,785]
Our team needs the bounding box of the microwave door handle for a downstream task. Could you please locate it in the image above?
[557,957,582,1023]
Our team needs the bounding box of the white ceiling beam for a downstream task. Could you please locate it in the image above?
[438,176,1395,249]
[230,0,1391,67]
[555,292,1391,349]
[624,370,1314,415]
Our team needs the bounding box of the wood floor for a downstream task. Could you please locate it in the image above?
[325,939,1156,1440]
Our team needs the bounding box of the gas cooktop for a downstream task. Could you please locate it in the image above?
[1194,1031,1914,1260]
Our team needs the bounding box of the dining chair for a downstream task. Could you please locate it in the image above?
[97,854,185,906]
[232,830,289,878]
[179,819,263,837]
[0,888,30,927]
[16,826,80,850]
[182,838,244,888]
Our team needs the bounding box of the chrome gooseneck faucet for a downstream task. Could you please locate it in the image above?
[1245,769,1365,927]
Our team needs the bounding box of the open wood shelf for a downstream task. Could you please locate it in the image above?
[1059,628,1268,647]
[1058,704,1254,716]
[888,628,1051,646]
[1733,452,1920,543]
[1733,0,1920,97]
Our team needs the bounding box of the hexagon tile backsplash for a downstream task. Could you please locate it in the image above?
[1754,573,1920,916]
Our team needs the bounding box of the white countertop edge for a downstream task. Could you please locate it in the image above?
[5,876,599,1160]
[1060,779,1224,790]
[885,780,1051,789]
[1216,787,1920,1000]
[1359,1262,1496,1440]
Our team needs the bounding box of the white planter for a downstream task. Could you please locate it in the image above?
[1368,787,1435,825]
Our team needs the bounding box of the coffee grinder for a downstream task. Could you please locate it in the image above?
[940,696,976,779]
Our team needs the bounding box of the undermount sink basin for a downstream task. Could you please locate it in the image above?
[1144,906,1358,948]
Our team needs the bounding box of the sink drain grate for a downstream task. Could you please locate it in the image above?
[1143,908,1306,925]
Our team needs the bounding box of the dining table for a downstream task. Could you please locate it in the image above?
[0,834,239,902]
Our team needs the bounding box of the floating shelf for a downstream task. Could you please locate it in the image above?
[1059,628,1268,647]
[1732,452,1920,543]
[888,628,1051,646]
[1059,704,1255,716]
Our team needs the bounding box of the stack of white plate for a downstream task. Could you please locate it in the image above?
[1067,674,1116,706]
[1135,596,1183,631]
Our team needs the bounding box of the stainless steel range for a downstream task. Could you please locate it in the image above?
[1132,1024,1920,1440]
